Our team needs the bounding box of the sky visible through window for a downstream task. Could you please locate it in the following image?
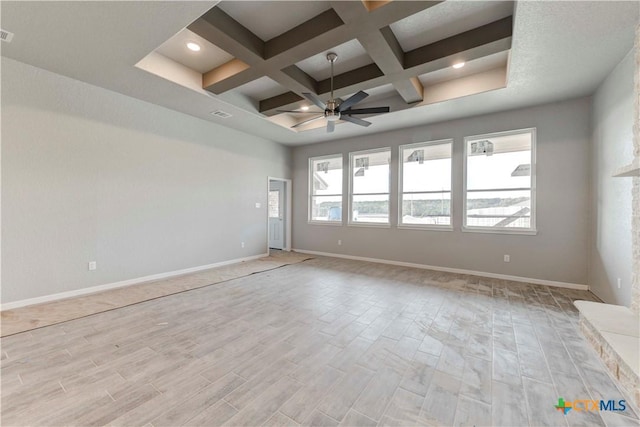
[310,156,342,221]
[466,132,533,229]
[401,142,452,226]
[310,132,533,229]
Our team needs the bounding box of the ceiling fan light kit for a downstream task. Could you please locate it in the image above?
[285,52,391,133]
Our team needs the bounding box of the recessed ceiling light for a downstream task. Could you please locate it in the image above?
[300,106,309,111]
[452,62,465,69]
[186,42,201,52]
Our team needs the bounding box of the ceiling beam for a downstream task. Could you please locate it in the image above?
[330,1,432,103]
[190,2,511,117]
[316,63,385,95]
[188,9,265,94]
[190,8,343,94]
[202,58,256,93]
[404,16,513,68]
[189,1,441,96]
[259,92,304,113]
[259,16,512,115]
[264,9,344,60]
[189,8,263,64]
[393,77,424,104]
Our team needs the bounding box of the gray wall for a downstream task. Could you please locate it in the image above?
[292,98,591,285]
[589,50,635,306]
[2,58,290,303]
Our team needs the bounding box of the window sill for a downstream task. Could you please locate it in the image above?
[397,225,453,232]
[348,222,391,229]
[462,226,538,236]
[307,221,343,226]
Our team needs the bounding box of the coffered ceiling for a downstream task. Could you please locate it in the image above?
[1,1,638,145]
[141,0,514,133]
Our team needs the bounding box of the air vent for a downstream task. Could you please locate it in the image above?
[0,29,14,43]
[210,110,232,119]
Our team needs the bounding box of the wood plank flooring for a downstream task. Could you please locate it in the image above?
[1,256,638,426]
[1,251,312,337]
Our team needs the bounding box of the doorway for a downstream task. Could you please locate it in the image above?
[267,177,291,252]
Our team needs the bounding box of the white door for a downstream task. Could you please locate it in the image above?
[268,181,285,249]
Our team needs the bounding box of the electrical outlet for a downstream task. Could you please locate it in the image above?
[617,278,622,289]
[241,242,245,248]
[88,261,97,271]
[255,202,261,208]
[338,240,342,246]
[503,255,510,263]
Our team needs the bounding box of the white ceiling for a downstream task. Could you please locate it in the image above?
[155,28,233,74]
[217,1,331,41]
[235,76,287,101]
[296,39,372,81]
[390,1,515,51]
[418,51,508,87]
[1,1,638,146]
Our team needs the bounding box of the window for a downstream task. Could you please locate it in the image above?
[309,154,343,223]
[349,148,391,225]
[268,190,280,218]
[464,128,536,233]
[399,140,452,228]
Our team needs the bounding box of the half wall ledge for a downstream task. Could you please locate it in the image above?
[574,300,640,409]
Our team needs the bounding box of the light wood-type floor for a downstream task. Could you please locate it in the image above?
[1,251,312,337]
[1,256,638,426]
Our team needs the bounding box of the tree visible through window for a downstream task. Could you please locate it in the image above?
[309,154,343,222]
[350,148,391,224]
[399,140,452,227]
[464,129,536,232]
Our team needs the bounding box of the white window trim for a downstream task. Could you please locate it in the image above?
[397,224,454,232]
[462,127,537,235]
[398,139,453,230]
[348,147,391,227]
[308,153,343,225]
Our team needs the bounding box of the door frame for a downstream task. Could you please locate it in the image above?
[267,177,292,252]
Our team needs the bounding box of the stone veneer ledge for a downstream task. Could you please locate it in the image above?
[575,301,640,408]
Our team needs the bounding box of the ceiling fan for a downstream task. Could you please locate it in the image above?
[278,52,390,133]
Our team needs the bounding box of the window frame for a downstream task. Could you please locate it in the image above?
[348,147,392,228]
[308,153,344,226]
[462,127,537,235]
[398,139,454,231]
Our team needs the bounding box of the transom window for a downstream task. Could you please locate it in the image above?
[464,128,536,233]
[399,140,452,228]
[349,148,391,225]
[308,154,343,223]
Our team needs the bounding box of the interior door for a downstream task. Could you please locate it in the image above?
[268,181,284,249]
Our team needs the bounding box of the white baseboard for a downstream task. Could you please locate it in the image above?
[1,253,269,311]
[293,249,589,291]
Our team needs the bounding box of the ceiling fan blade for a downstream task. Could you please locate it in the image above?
[291,115,325,128]
[327,120,335,133]
[338,90,369,111]
[277,110,320,113]
[302,93,327,110]
[341,115,371,127]
[341,106,390,115]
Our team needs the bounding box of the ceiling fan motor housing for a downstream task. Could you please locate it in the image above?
[325,99,340,121]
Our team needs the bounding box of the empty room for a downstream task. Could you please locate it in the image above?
[1,1,639,426]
